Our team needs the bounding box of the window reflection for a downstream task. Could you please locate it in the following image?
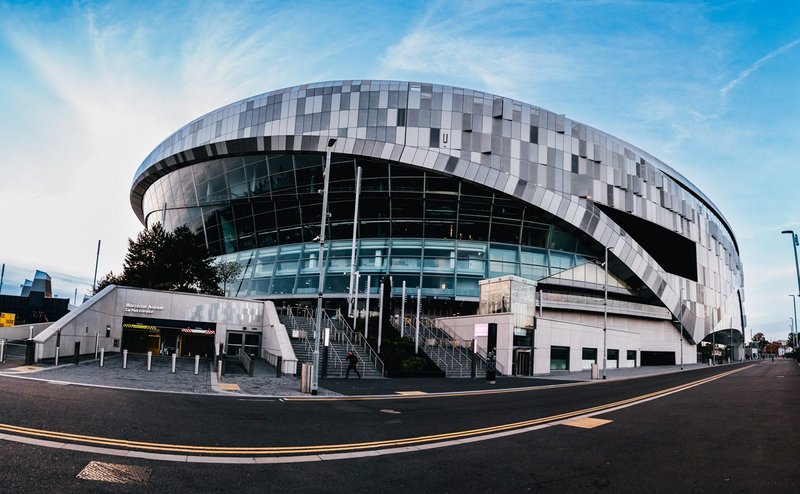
[142,153,596,298]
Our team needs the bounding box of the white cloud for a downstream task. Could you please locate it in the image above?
[720,38,800,98]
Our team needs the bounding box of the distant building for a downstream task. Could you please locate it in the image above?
[0,270,70,325]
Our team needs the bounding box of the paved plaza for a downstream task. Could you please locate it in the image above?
[0,349,737,397]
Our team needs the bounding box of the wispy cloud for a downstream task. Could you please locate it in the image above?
[720,38,800,98]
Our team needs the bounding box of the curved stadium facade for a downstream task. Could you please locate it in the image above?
[131,80,745,369]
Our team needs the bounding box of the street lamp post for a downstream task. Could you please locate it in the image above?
[679,287,684,370]
[602,248,609,379]
[791,295,799,353]
[312,138,337,395]
[782,230,800,356]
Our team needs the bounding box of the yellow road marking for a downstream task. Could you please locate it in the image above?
[395,391,428,396]
[0,366,749,456]
[563,417,612,429]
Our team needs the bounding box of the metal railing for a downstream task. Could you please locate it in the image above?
[281,307,382,377]
[396,317,482,377]
[237,348,255,377]
[321,308,384,377]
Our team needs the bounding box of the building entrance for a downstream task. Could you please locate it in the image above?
[640,351,676,366]
[121,323,161,354]
[513,348,532,376]
[122,316,215,358]
[226,332,261,357]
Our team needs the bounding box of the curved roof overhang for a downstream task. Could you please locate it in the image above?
[130,80,740,343]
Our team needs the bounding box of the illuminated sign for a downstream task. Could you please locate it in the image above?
[124,303,165,315]
[0,312,15,327]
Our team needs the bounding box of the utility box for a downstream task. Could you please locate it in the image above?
[300,363,314,393]
[591,363,599,380]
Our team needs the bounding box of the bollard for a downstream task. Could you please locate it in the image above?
[147,351,152,371]
[171,353,177,373]
[74,341,80,365]
[276,356,282,378]
[194,354,200,375]
[0,339,5,363]
[55,346,60,366]
[100,347,105,367]
[123,349,128,369]
[300,363,309,393]
[217,360,222,380]
[25,339,35,365]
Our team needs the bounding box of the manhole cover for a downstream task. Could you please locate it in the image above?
[77,461,151,485]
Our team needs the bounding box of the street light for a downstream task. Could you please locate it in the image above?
[782,230,800,361]
[311,138,337,395]
[603,246,612,380]
[791,295,799,353]
[679,287,684,370]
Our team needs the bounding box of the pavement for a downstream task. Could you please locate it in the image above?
[0,348,758,397]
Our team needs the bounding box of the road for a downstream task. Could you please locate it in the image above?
[0,359,797,492]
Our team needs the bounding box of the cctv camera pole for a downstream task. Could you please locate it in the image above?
[347,167,362,318]
[312,139,337,395]
[92,240,101,293]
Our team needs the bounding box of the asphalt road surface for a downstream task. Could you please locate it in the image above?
[0,359,797,493]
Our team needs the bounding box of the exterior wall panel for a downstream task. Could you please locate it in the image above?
[131,80,745,344]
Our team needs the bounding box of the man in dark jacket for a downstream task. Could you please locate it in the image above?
[345,351,361,379]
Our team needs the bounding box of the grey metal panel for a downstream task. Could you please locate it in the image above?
[132,79,745,344]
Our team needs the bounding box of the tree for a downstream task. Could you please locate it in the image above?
[787,332,798,349]
[752,332,769,351]
[216,260,243,296]
[94,223,221,295]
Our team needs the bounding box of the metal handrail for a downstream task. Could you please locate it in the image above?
[393,318,468,376]
[286,307,381,377]
[322,308,384,377]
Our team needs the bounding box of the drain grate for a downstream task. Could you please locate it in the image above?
[77,461,151,485]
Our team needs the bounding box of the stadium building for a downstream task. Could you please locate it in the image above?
[128,80,745,374]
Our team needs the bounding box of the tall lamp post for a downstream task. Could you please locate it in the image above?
[791,295,799,353]
[782,230,800,360]
[679,288,684,370]
[603,246,612,380]
[312,138,337,395]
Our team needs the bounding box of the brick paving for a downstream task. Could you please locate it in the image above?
[0,353,341,397]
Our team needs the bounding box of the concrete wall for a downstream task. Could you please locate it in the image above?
[436,308,697,375]
[0,322,52,340]
[33,286,299,367]
[262,301,297,374]
[437,313,514,375]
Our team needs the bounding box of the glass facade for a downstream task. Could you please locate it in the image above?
[142,153,595,300]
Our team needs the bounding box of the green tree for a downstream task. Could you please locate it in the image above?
[752,332,769,351]
[94,223,221,295]
[216,260,244,296]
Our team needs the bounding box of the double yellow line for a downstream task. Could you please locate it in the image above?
[0,366,747,456]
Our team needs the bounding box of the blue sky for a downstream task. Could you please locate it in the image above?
[0,0,798,341]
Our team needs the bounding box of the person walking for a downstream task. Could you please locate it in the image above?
[345,351,361,379]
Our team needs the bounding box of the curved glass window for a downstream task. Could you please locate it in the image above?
[143,152,600,299]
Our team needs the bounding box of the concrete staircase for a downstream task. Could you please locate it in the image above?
[398,317,488,378]
[278,311,384,379]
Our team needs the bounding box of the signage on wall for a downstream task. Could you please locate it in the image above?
[0,312,16,327]
[124,303,165,315]
[474,323,488,338]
